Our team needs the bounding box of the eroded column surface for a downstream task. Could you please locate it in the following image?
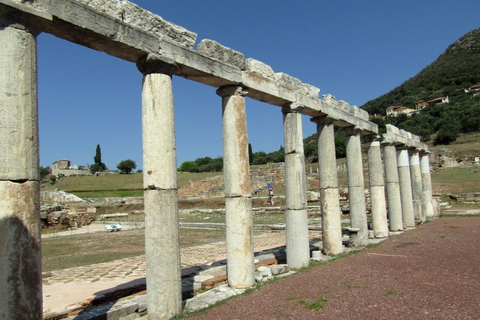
[420,153,435,219]
[382,143,404,231]
[217,85,254,288]
[409,149,424,222]
[138,57,181,319]
[344,128,368,247]
[282,104,309,269]
[0,9,42,320]
[397,148,415,228]
[311,116,343,255]
[366,137,389,238]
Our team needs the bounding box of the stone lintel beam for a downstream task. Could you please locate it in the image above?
[1,0,243,88]
[0,0,53,22]
[242,70,297,106]
[160,39,243,87]
[3,0,382,130]
[197,39,246,70]
[384,124,428,152]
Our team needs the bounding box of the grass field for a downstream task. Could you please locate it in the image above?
[42,228,226,272]
[431,166,480,193]
[43,162,480,199]
[42,171,223,198]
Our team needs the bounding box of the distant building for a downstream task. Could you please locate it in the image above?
[415,100,428,110]
[386,106,415,117]
[465,83,480,97]
[52,159,91,176]
[52,159,71,170]
[369,113,385,119]
[415,96,449,110]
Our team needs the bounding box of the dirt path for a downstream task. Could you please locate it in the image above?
[189,217,480,320]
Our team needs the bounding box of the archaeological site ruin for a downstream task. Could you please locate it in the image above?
[0,0,435,319]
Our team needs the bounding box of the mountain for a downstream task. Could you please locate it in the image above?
[362,28,480,115]
[361,28,480,144]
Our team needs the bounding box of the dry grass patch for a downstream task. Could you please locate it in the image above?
[42,228,225,272]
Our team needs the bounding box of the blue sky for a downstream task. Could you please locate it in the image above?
[37,1,480,170]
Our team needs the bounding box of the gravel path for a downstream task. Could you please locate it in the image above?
[190,217,480,320]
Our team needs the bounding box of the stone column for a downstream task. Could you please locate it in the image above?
[344,127,368,247]
[282,103,309,269]
[382,143,403,231]
[420,152,435,219]
[397,148,415,228]
[0,9,42,320]
[217,85,255,288]
[311,116,343,255]
[138,56,181,319]
[366,137,389,238]
[409,149,424,222]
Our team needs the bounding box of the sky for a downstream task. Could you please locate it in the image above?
[37,1,480,170]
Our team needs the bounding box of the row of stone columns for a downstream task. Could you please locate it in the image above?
[311,125,434,258]
[0,10,435,320]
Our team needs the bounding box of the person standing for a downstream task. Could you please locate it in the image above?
[268,183,274,206]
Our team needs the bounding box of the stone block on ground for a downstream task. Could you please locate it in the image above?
[311,250,323,262]
[270,264,290,276]
[184,284,245,312]
[255,266,273,283]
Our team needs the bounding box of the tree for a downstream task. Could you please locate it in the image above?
[179,161,197,172]
[248,143,253,165]
[39,166,50,180]
[117,159,137,174]
[93,144,106,172]
[89,163,103,174]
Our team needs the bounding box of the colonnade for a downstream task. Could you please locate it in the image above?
[0,2,434,319]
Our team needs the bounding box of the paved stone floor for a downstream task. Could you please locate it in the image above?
[42,230,322,314]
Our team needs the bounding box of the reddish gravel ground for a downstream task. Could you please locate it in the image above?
[189,217,480,320]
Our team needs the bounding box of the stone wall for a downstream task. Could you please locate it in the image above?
[178,163,286,200]
[51,168,92,177]
[447,193,480,203]
[41,190,85,203]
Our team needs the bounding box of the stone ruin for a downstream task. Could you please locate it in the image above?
[40,204,96,230]
[0,1,434,319]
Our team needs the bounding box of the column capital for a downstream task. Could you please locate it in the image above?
[0,5,46,35]
[282,102,304,114]
[216,85,248,98]
[396,145,409,151]
[342,126,362,137]
[381,140,396,147]
[137,54,178,76]
[364,134,382,145]
[310,115,336,125]
[408,147,421,154]
[419,150,431,156]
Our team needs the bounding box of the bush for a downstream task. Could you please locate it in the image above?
[116,159,137,174]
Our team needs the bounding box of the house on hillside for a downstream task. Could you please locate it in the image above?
[386,106,415,117]
[369,113,385,119]
[465,83,480,97]
[415,96,449,110]
[415,100,428,110]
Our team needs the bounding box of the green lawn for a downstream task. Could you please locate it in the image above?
[431,166,480,184]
